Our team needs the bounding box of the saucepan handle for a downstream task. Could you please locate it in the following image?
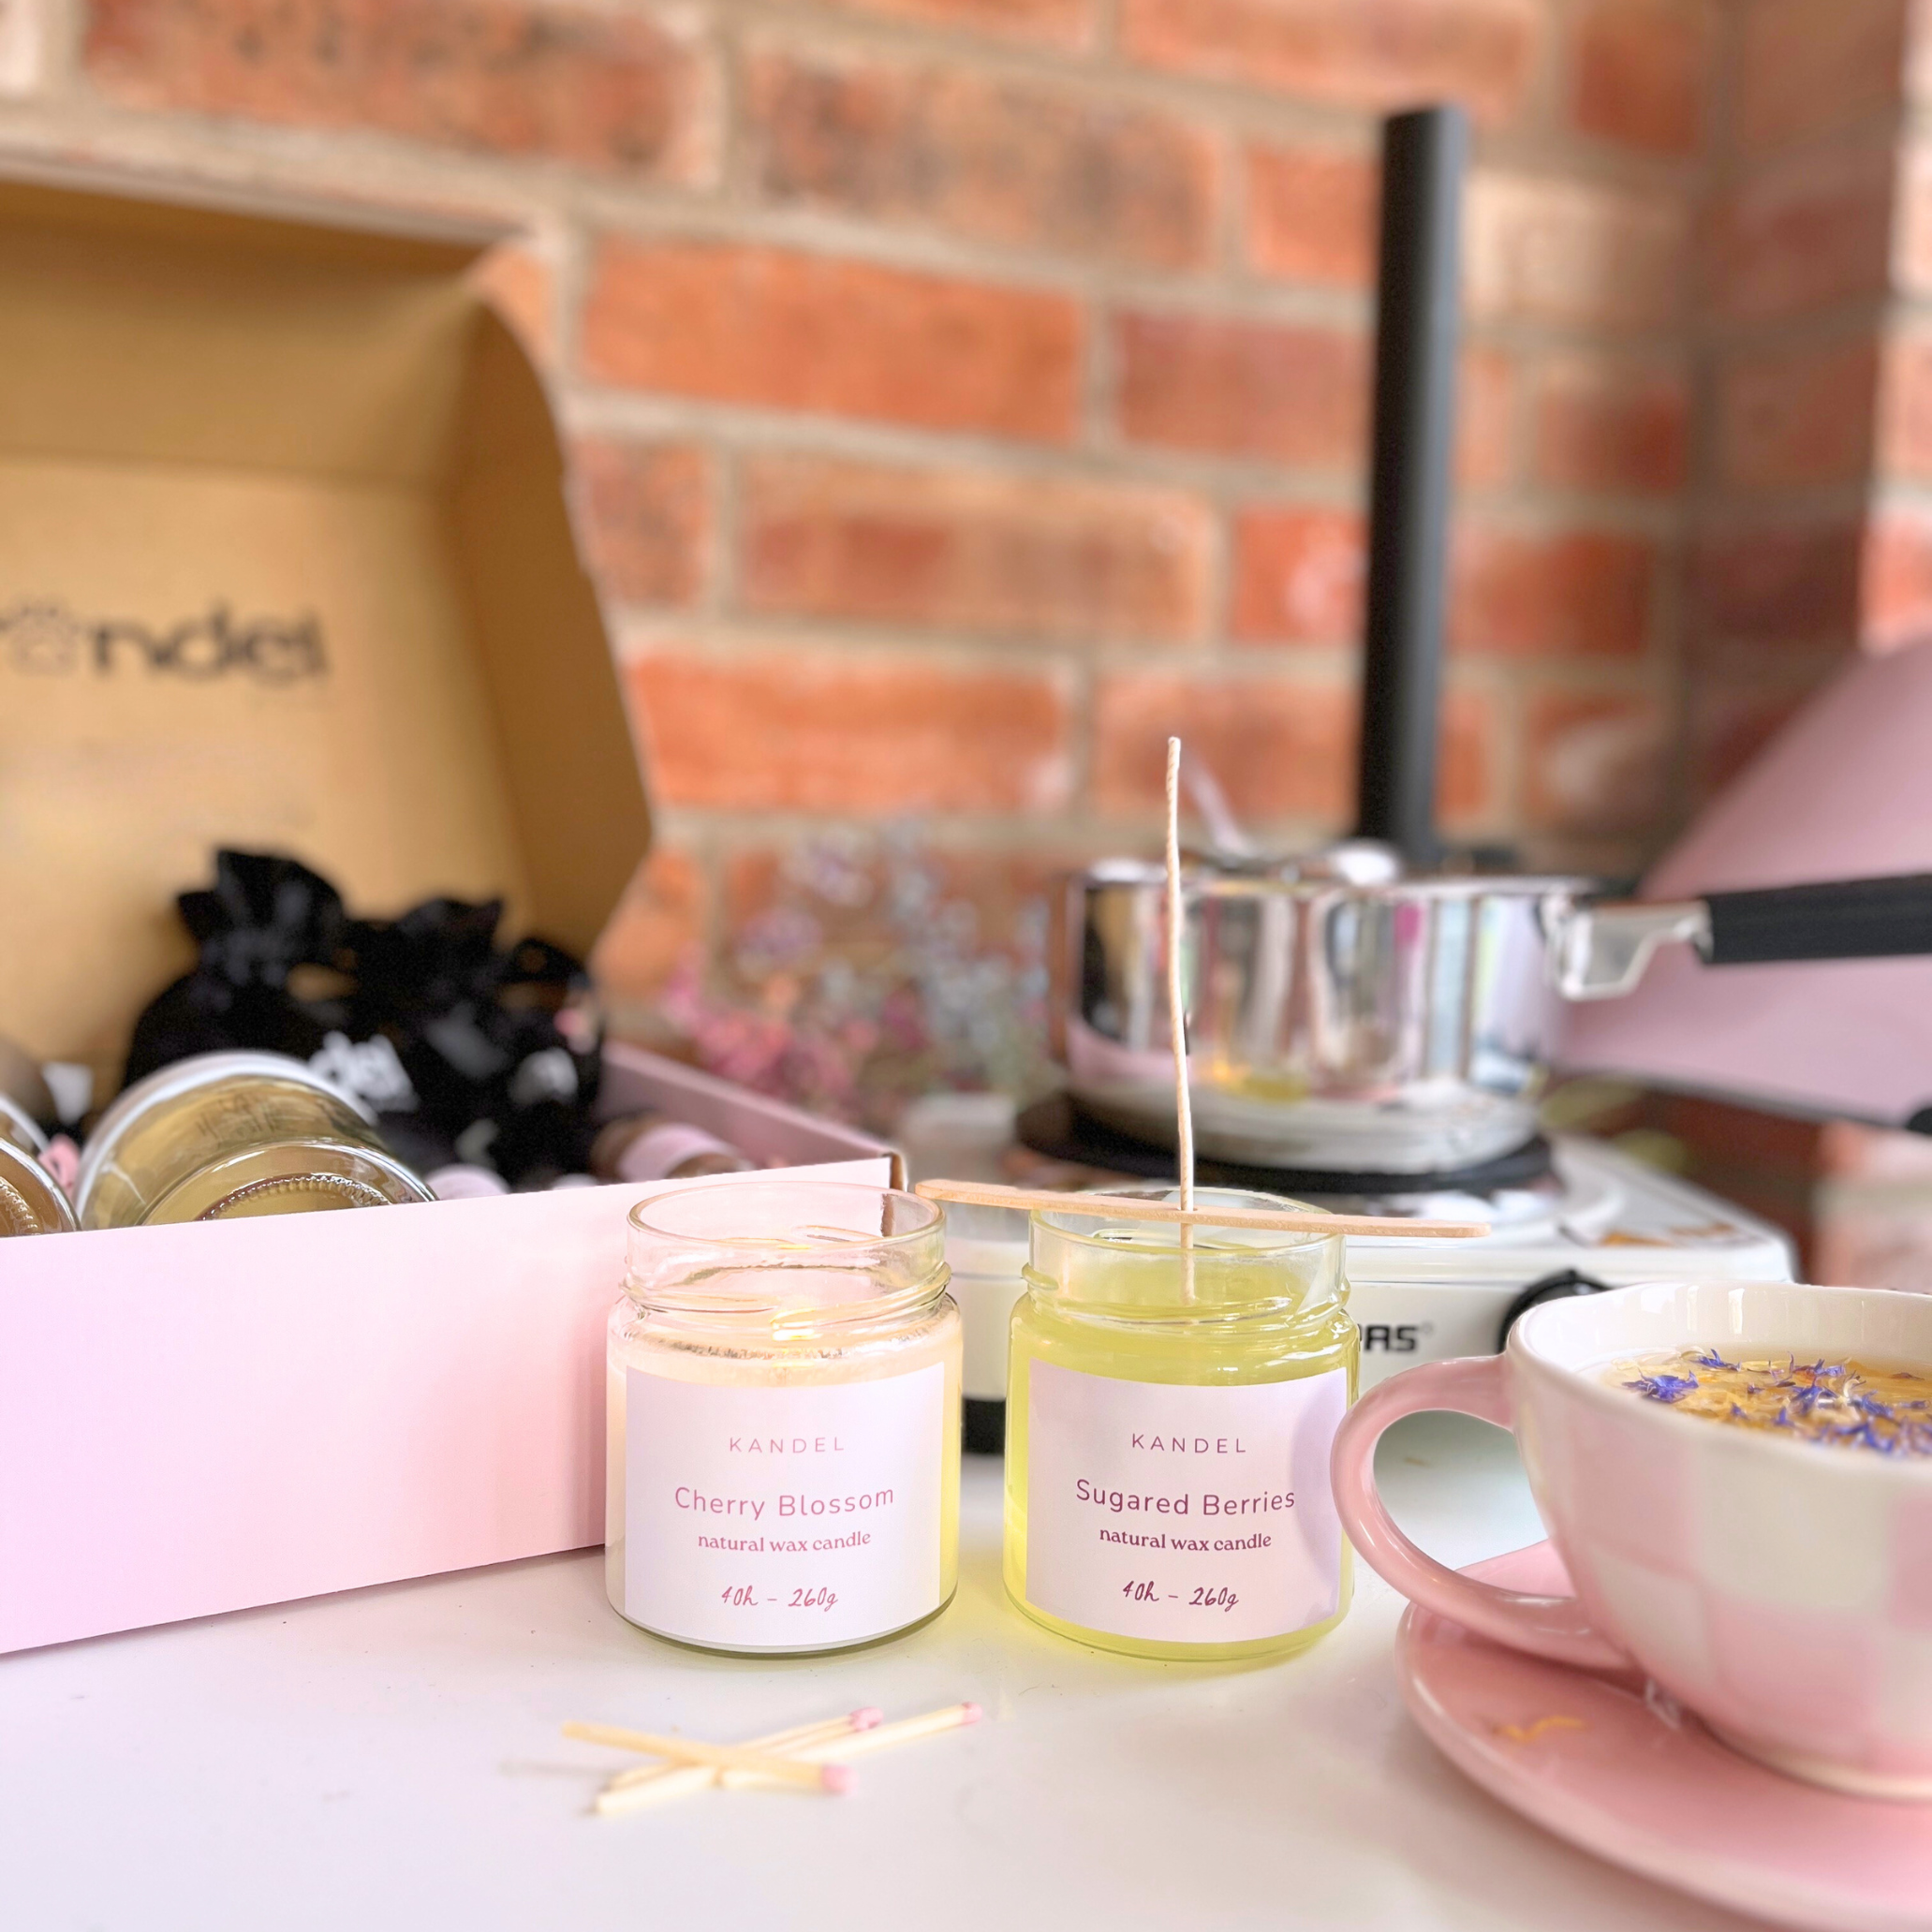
[1556,871,1932,998]
[1701,871,1932,966]
[1330,1356,1630,1672]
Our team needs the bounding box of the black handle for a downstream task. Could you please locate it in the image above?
[1703,873,1932,966]
[1354,105,1467,868]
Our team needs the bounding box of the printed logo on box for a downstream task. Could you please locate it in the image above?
[0,599,328,685]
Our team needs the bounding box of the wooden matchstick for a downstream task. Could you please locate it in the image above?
[790,1701,983,1762]
[592,1703,982,1818]
[563,1721,851,1792]
[602,1709,881,1803]
[913,1178,1486,1241]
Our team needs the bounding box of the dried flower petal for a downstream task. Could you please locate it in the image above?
[1611,1349,1932,1456]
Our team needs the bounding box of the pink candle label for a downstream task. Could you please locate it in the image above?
[1025,1362,1348,1644]
[623,1364,946,1649]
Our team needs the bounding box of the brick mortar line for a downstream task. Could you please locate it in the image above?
[1065,648,1098,821]
[1687,479,1877,524]
[0,114,1710,381]
[1469,316,1699,361]
[607,591,1691,666]
[1685,634,1870,669]
[568,184,1379,318]
[614,617,1350,677]
[701,438,736,619]
[651,804,1371,848]
[1885,297,1932,331]
[1,96,1704,315]
[558,378,1692,519]
[1517,0,1572,147]
[561,381,1377,494]
[1710,113,1912,186]
[1697,297,1900,359]
[568,171,1704,332]
[672,608,1237,662]
[609,612,1664,698]
[713,0,1703,193]
[548,218,592,389]
[614,613,1091,676]
[710,2,752,212]
[0,102,568,226]
[1707,115,1910,193]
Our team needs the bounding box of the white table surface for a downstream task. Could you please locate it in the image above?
[1,1415,1760,1932]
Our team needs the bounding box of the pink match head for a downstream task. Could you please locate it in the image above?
[960,1702,983,1725]
[850,1706,884,1731]
[820,1763,856,1794]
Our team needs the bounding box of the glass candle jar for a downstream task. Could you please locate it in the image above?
[74,1051,434,1229]
[0,1093,78,1236]
[607,1180,961,1657]
[1005,1187,1356,1663]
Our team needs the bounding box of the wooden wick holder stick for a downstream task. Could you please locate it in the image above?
[913,1177,1487,1242]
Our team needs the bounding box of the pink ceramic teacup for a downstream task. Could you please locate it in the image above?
[1333,1279,1932,1799]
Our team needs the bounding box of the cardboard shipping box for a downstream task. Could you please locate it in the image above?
[0,178,646,1071]
[0,179,895,1655]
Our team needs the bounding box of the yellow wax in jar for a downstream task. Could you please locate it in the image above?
[1005,1200,1357,1664]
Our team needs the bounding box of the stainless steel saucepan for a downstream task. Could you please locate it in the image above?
[1056,858,1932,1174]
[1055,107,1932,1176]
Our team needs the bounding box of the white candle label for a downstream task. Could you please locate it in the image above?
[1025,1362,1347,1644]
[623,1363,946,1650]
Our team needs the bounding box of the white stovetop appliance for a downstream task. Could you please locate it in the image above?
[1335,1135,1791,1382]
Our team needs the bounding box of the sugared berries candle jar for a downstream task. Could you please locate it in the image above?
[1005,1187,1355,1662]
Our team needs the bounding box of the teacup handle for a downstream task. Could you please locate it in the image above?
[1332,1354,1630,1672]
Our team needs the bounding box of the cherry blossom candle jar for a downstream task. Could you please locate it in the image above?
[607,1180,961,1656]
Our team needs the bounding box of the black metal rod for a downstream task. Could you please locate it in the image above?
[1354,104,1467,866]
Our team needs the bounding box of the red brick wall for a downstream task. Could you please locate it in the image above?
[0,0,1910,1103]
[1689,0,1908,802]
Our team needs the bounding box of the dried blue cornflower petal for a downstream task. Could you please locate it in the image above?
[1614,1349,1932,1455]
[1626,1373,1700,1403]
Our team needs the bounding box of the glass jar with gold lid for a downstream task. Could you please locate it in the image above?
[74,1051,434,1229]
[0,1093,78,1236]
[1005,1187,1356,1663]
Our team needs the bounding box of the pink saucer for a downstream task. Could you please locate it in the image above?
[1396,1543,1932,1932]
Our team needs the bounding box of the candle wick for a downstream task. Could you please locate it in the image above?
[1165,737,1196,1303]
